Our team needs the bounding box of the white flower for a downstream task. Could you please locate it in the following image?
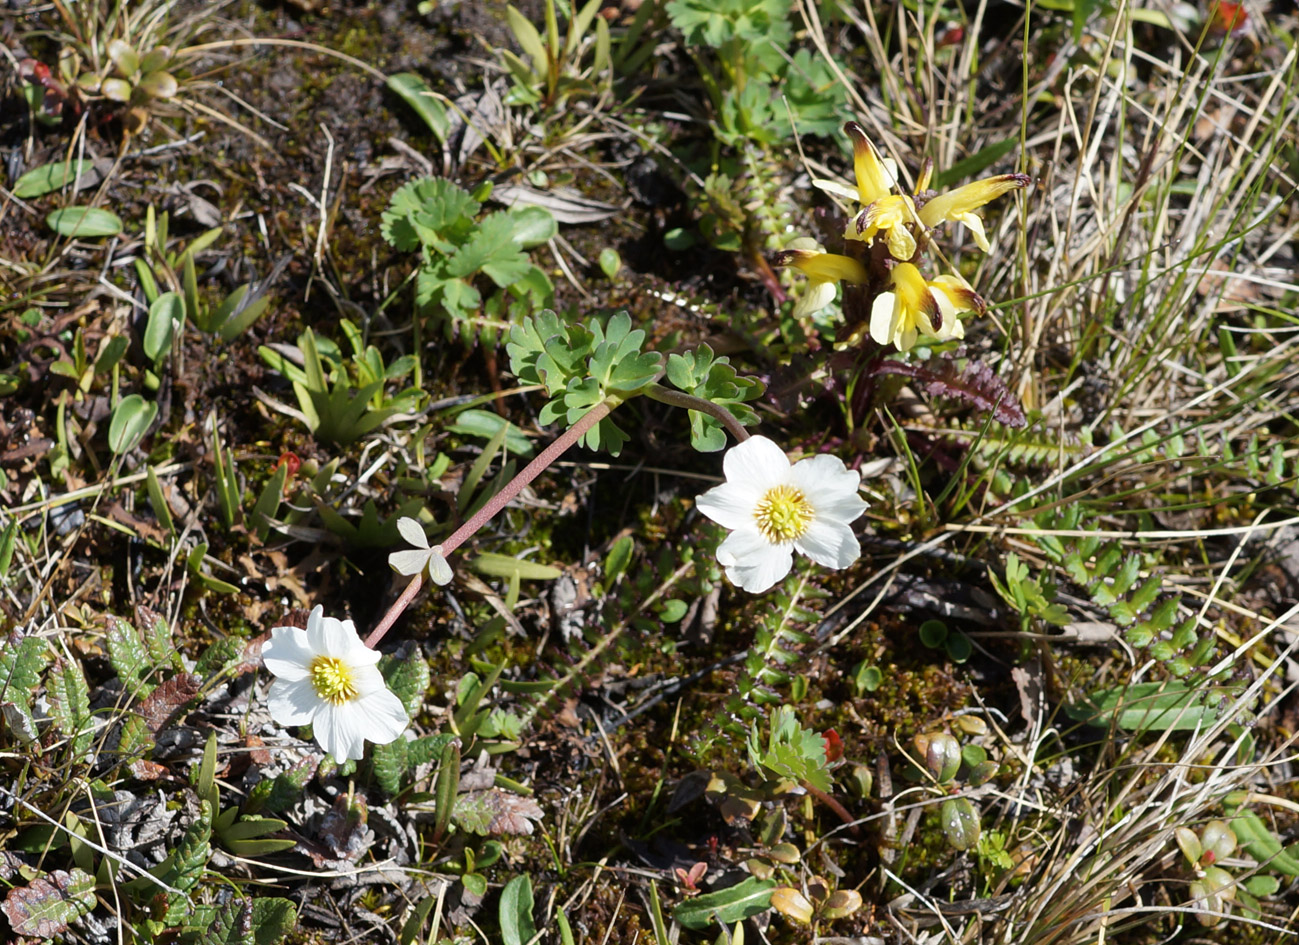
[695,436,867,593]
[261,605,409,763]
[389,516,452,585]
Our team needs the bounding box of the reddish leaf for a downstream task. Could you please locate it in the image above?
[822,729,844,763]
[135,672,200,735]
[453,789,545,836]
[872,356,1027,428]
[1,868,95,938]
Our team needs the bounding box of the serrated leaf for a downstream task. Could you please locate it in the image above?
[107,616,153,698]
[382,644,430,718]
[448,212,533,285]
[0,632,49,740]
[253,898,298,945]
[136,672,200,734]
[672,876,777,930]
[0,868,96,937]
[48,659,92,755]
[453,789,545,836]
[371,737,409,794]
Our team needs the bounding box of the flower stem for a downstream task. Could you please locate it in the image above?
[364,572,422,649]
[364,399,615,648]
[642,385,751,444]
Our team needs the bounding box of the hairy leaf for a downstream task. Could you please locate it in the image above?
[48,658,93,756]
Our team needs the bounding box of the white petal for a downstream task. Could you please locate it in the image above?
[389,549,430,576]
[722,436,792,494]
[793,281,838,320]
[812,178,861,203]
[396,516,430,550]
[716,526,780,567]
[790,456,866,523]
[266,677,319,727]
[696,481,759,530]
[315,704,368,763]
[870,292,896,346]
[958,212,991,252]
[316,613,359,660]
[261,626,312,681]
[427,549,453,586]
[726,547,795,593]
[355,688,409,744]
[795,518,861,570]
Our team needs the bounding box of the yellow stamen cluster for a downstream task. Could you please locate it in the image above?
[754,485,815,543]
[310,656,360,705]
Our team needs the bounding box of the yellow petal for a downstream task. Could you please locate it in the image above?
[775,249,869,285]
[845,122,895,204]
[918,173,1030,229]
[869,291,897,347]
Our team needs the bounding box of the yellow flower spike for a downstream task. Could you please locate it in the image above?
[918,173,1032,252]
[773,242,870,320]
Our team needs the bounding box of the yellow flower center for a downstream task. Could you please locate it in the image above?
[309,656,359,705]
[754,485,814,543]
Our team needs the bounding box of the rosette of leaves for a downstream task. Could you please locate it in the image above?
[506,310,662,456]
[76,39,179,134]
[508,310,764,455]
[380,178,556,347]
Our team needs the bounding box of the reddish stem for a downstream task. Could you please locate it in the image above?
[364,400,614,648]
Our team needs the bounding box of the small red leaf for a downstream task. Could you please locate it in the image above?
[135,672,200,735]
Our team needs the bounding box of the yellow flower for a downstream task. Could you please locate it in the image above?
[773,238,870,320]
[918,174,1032,252]
[815,122,1030,258]
[869,263,985,352]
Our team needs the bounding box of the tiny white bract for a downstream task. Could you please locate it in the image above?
[389,516,453,585]
[695,436,867,593]
[261,605,408,763]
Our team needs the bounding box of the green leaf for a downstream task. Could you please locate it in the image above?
[13,160,96,198]
[0,517,19,582]
[381,645,431,717]
[144,291,184,362]
[672,876,777,930]
[386,73,449,145]
[448,409,536,457]
[47,206,123,238]
[48,659,92,756]
[932,137,1021,190]
[603,535,633,585]
[470,552,562,581]
[449,212,533,286]
[506,205,557,248]
[1065,681,1237,732]
[107,617,152,698]
[0,632,49,740]
[372,737,409,795]
[499,875,538,945]
[107,394,157,454]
